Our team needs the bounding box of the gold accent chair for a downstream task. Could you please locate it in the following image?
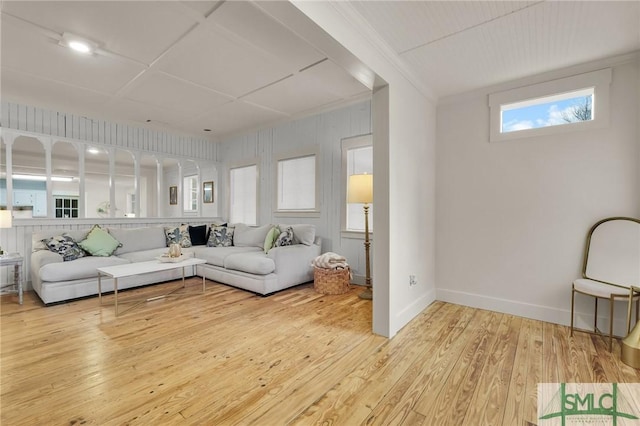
[570,217,640,351]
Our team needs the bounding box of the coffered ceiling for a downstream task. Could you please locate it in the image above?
[0,1,370,140]
[1,1,639,142]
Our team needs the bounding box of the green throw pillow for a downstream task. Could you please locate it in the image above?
[263,226,281,253]
[79,225,121,257]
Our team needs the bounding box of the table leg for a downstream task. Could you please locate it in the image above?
[98,272,102,305]
[15,264,22,305]
[114,277,119,316]
[202,274,205,294]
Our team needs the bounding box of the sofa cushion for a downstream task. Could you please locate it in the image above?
[43,235,87,261]
[274,226,294,247]
[40,256,130,282]
[79,225,122,257]
[207,226,234,247]
[263,226,281,253]
[224,252,275,275]
[116,247,188,263]
[189,224,208,246]
[278,224,316,245]
[192,246,260,267]
[234,223,272,248]
[109,227,166,255]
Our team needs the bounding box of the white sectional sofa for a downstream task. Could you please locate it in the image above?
[30,223,321,304]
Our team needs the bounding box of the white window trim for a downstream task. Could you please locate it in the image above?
[273,148,320,218]
[340,133,373,239]
[489,68,611,143]
[227,160,259,226]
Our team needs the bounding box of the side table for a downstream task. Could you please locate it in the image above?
[0,254,24,304]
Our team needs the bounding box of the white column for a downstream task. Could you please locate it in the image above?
[108,148,115,218]
[2,132,16,209]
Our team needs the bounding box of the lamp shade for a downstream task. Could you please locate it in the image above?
[0,210,12,229]
[348,174,373,204]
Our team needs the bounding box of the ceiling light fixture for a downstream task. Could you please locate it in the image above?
[60,32,97,55]
[87,147,101,155]
[12,174,74,182]
[68,40,91,54]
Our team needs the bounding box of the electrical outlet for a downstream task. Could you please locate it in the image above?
[409,274,417,286]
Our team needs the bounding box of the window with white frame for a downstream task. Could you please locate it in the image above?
[54,196,78,218]
[229,164,257,225]
[489,68,611,142]
[183,175,198,211]
[342,134,373,233]
[276,153,317,212]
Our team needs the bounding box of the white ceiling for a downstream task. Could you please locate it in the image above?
[2,1,639,141]
[0,1,370,140]
[350,0,640,98]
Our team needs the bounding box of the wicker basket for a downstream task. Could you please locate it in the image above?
[313,266,351,295]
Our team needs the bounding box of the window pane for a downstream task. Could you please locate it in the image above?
[230,165,257,225]
[183,175,198,211]
[277,155,315,210]
[346,146,373,232]
[501,88,594,133]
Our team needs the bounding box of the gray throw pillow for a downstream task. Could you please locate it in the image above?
[274,226,294,247]
[207,226,234,247]
[43,234,87,261]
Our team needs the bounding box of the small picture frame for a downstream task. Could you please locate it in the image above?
[203,181,214,203]
[169,186,178,205]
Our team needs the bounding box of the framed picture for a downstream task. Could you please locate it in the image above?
[203,181,214,203]
[169,186,178,205]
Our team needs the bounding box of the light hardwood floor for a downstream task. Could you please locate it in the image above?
[2,279,639,425]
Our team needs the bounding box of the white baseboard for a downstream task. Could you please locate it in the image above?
[437,288,568,324]
[394,288,436,336]
[435,288,634,336]
[350,274,366,286]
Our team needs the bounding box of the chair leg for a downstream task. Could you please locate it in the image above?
[570,288,575,336]
[609,296,615,351]
[594,298,599,332]
[628,289,635,334]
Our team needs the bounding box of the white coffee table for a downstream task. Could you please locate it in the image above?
[97,257,207,316]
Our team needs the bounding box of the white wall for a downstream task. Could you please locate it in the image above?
[266,1,438,338]
[162,160,219,219]
[387,82,437,334]
[436,57,640,334]
[217,101,373,279]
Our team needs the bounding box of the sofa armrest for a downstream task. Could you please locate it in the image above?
[32,250,63,269]
[267,242,322,286]
[30,250,63,285]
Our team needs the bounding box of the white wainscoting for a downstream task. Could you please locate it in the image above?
[1,101,217,161]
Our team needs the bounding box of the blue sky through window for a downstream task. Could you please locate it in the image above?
[501,92,593,133]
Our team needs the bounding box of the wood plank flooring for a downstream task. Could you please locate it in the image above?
[1,279,639,425]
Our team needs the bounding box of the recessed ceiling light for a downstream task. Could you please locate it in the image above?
[87,147,101,155]
[68,40,91,54]
[60,32,96,55]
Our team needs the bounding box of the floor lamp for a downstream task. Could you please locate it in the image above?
[348,174,373,300]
